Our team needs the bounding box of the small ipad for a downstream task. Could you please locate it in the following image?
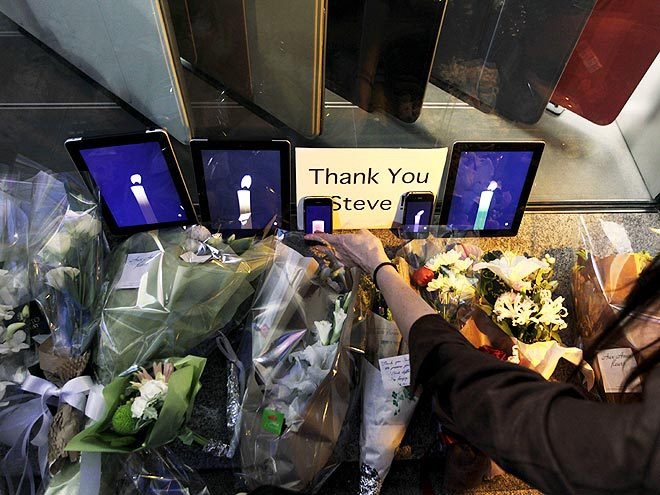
[65,130,197,235]
[438,142,544,237]
[190,139,291,235]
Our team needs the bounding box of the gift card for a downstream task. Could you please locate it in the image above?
[379,354,411,390]
[115,251,162,289]
[596,348,642,393]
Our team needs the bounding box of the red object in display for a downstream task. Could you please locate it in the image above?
[551,0,660,125]
[412,266,435,287]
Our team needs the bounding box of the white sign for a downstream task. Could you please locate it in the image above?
[596,348,642,393]
[295,148,447,229]
[379,354,411,390]
[115,251,161,289]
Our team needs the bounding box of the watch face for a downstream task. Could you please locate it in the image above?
[80,142,192,228]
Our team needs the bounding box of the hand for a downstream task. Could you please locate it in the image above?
[305,229,390,275]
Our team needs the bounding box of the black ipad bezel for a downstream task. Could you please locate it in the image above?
[438,141,544,237]
[65,130,198,236]
[190,139,292,236]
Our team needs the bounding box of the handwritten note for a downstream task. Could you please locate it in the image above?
[115,251,161,289]
[596,348,642,393]
[379,354,411,390]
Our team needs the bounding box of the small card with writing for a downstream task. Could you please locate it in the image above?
[596,348,642,393]
[379,354,411,390]
[115,251,161,289]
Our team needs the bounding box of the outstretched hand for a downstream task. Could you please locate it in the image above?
[304,229,390,276]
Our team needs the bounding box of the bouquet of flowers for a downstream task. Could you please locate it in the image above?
[66,356,206,453]
[358,289,417,495]
[472,250,568,344]
[240,240,359,491]
[572,217,659,402]
[94,227,274,382]
[399,237,482,325]
[33,203,104,357]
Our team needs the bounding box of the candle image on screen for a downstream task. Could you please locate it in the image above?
[237,174,253,229]
[312,220,326,233]
[445,150,535,232]
[473,180,499,230]
[129,173,158,224]
[413,209,425,232]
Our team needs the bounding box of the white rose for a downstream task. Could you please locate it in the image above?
[44,233,72,257]
[131,396,148,418]
[45,266,80,290]
[138,379,168,401]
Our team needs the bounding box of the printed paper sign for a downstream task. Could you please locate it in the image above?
[115,251,161,289]
[596,348,642,393]
[379,354,411,390]
[295,148,447,229]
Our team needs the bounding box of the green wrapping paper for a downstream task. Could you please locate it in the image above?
[94,230,274,382]
[65,356,206,453]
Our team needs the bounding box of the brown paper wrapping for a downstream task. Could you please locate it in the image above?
[572,252,659,403]
[38,338,90,475]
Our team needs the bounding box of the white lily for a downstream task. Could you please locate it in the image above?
[472,252,548,290]
[314,320,333,345]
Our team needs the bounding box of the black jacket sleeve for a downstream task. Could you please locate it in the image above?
[408,314,660,495]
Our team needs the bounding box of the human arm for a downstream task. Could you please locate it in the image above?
[305,229,435,340]
[410,313,660,495]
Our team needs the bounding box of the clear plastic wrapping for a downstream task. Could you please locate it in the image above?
[30,172,105,357]
[239,241,358,491]
[95,229,275,382]
[359,310,417,495]
[572,216,659,401]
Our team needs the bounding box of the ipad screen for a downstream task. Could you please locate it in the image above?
[199,149,283,231]
[80,142,192,228]
[442,147,540,235]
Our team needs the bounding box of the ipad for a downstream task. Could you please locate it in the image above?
[65,130,197,235]
[191,139,291,234]
[438,142,544,237]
